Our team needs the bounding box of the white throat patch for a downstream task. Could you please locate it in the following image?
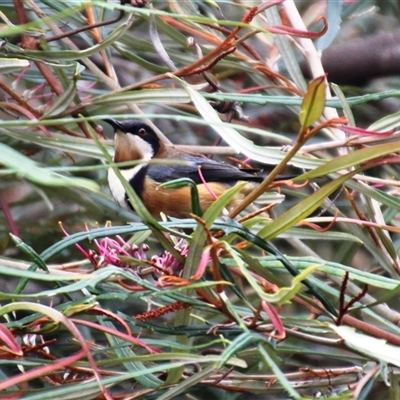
[108,132,154,209]
[108,166,144,209]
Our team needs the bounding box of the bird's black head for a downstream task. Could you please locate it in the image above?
[103,119,161,156]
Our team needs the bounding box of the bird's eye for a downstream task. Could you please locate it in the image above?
[138,128,146,137]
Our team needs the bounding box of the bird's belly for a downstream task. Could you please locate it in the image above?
[141,179,255,218]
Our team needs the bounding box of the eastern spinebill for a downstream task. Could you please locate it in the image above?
[105,119,278,218]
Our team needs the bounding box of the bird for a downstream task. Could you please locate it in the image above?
[105,119,275,218]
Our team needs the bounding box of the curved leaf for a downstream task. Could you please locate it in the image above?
[299,75,326,129]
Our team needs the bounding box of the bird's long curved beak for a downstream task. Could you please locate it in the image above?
[103,118,126,132]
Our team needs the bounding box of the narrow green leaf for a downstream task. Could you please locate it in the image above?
[0,127,108,159]
[216,331,257,368]
[172,75,275,164]
[296,140,400,180]
[266,264,320,304]
[258,344,301,399]
[257,255,398,290]
[159,178,202,216]
[112,43,169,73]
[91,89,191,107]
[102,320,163,388]
[0,58,29,73]
[9,234,49,273]
[368,109,400,132]
[258,171,356,241]
[183,183,247,280]
[331,325,400,367]
[331,82,355,126]
[315,1,343,51]
[21,22,131,62]
[157,366,215,400]
[0,5,82,38]
[203,89,400,108]
[299,75,326,128]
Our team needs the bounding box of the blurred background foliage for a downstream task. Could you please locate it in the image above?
[2,0,400,399]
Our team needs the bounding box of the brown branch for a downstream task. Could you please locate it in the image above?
[0,194,20,237]
[0,80,39,117]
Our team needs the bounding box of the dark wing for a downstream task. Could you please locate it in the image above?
[147,158,263,185]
